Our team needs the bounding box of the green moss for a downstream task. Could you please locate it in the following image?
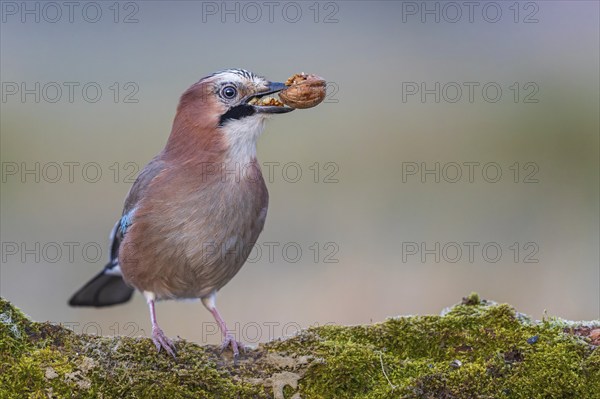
[2,296,599,398]
[270,299,600,399]
[0,298,267,398]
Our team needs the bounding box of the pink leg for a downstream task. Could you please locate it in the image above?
[202,292,243,357]
[146,293,176,357]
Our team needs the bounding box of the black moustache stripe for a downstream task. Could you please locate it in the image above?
[219,104,256,127]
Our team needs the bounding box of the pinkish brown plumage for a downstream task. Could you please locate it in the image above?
[69,69,295,357]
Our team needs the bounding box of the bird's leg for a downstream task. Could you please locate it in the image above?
[202,292,243,357]
[208,305,240,356]
[145,291,177,357]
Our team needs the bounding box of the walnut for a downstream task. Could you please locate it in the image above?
[279,73,326,109]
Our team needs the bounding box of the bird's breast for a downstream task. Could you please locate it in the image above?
[120,160,268,299]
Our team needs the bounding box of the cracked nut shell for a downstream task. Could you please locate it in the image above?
[279,73,326,109]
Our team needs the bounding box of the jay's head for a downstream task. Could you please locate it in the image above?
[170,69,294,162]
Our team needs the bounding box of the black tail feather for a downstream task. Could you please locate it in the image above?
[69,267,134,307]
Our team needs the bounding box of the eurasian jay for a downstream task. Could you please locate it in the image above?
[69,69,295,357]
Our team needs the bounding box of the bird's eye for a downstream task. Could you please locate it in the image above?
[221,85,237,99]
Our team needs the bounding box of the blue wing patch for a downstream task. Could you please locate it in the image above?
[106,208,136,271]
[119,208,135,236]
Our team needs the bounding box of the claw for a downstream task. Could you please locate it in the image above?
[152,326,177,358]
[202,292,246,359]
[146,293,177,358]
[220,333,244,357]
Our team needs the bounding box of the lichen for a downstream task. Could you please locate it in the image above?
[1,294,599,398]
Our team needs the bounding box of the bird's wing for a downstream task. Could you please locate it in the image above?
[122,155,167,217]
[67,218,132,307]
[68,156,168,307]
[93,155,165,267]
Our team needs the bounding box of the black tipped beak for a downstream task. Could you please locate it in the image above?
[243,81,294,114]
[256,105,294,114]
[264,82,287,95]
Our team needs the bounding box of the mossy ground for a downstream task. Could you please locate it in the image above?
[1,293,599,398]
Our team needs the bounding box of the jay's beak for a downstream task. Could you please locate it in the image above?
[243,81,295,114]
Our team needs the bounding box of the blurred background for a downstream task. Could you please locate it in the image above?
[1,1,598,345]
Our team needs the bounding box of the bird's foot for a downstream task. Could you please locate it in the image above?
[152,326,177,358]
[220,333,244,358]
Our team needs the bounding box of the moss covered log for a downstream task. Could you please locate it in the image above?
[1,294,599,398]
